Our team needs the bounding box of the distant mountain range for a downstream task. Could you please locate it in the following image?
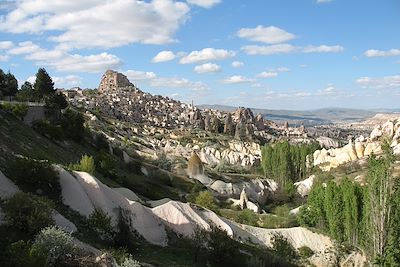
[198,105,400,126]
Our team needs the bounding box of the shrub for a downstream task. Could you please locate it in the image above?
[195,191,218,212]
[1,102,28,120]
[31,226,76,267]
[119,256,141,267]
[71,155,95,174]
[207,224,239,265]
[298,246,314,259]
[271,233,298,262]
[88,208,114,241]
[1,192,54,236]
[114,208,138,251]
[6,157,60,199]
[7,240,45,267]
[60,108,85,142]
[236,209,258,226]
[33,119,64,140]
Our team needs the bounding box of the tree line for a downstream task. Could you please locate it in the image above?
[261,141,320,187]
[0,68,61,103]
[299,144,400,266]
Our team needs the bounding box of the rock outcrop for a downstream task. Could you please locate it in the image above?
[313,118,400,170]
[98,70,132,93]
[186,152,204,178]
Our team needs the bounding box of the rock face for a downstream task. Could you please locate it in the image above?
[233,107,254,124]
[98,70,132,93]
[313,118,400,170]
[294,175,315,197]
[186,152,204,178]
[223,114,235,135]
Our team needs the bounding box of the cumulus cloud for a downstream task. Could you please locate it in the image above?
[152,50,176,63]
[237,25,295,44]
[180,48,235,64]
[356,75,400,89]
[257,71,278,78]
[221,75,255,84]
[364,49,400,57]
[150,77,207,91]
[0,41,13,50]
[7,41,121,73]
[231,61,244,68]
[242,44,344,55]
[186,0,221,8]
[0,0,190,49]
[257,67,289,78]
[0,55,9,61]
[194,63,221,73]
[123,69,207,91]
[125,70,157,81]
[242,44,297,55]
[52,75,82,88]
[303,45,344,53]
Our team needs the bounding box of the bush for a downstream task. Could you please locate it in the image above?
[195,191,218,212]
[236,209,258,226]
[119,256,141,267]
[1,192,54,236]
[271,234,298,262]
[207,224,239,266]
[71,155,95,174]
[33,119,64,140]
[7,240,45,267]
[6,157,60,199]
[88,208,114,241]
[298,246,314,259]
[60,108,85,142]
[1,102,28,120]
[114,208,138,251]
[31,226,76,267]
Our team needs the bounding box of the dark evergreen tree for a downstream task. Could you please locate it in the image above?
[16,81,38,102]
[34,68,54,98]
[2,72,18,100]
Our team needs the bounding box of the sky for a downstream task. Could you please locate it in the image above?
[0,0,399,110]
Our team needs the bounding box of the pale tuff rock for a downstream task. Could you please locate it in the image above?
[239,188,249,209]
[186,152,204,178]
[1,167,77,232]
[98,70,132,93]
[152,201,233,238]
[313,118,400,170]
[294,174,315,197]
[59,167,167,246]
[223,113,235,135]
[317,136,339,148]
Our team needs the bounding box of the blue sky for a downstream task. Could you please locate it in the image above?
[0,0,399,110]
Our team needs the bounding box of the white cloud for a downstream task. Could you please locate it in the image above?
[356,75,400,89]
[7,41,121,73]
[317,0,333,3]
[125,70,157,81]
[0,0,190,49]
[232,61,244,68]
[194,63,221,73]
[257,71,278,78]
[364,49,400,57]
[241,44,297,55]
[152,50,176,63]
[257,67,289,78]
[237,25,295,44]
[242,44,344,55]
[150,77,207,91]
[0,41,13,50]
[303,45,344,53]
[0,55,9,61]
[53,75,82,88]
[8,41,40,54]
[221,75,255,84]
[180,48,235,64]
[186,0,221,8]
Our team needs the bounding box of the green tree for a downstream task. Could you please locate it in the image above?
[195,191,218,212]
[4,72,18,100]
[364,145,395,263]
[384,177,400,265]
[16,81,38,102]
[34,68,54,98]
[324,181,344,242]
[61,108,85,141]
[341,178,362,245]
[0,192,54,237]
